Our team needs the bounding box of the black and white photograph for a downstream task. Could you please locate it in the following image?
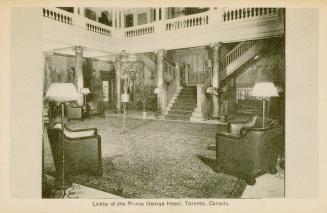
[1,0,324,212]
[41,6,286,199]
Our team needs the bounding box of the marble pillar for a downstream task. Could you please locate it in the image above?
[73,46,84,105]
[156,49,166,114]
[115,71,121,112]
[211,42,221,119]
[43,51,53,93]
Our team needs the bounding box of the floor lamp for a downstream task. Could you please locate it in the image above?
[45,83,79,187]
[251,82,279,127]
[121,93,130,133]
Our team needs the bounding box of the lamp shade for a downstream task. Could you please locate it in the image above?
[251,82,279,98]
[45,83,80,102]
[80,88,91,95]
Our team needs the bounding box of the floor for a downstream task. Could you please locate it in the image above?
[43,111,284,198]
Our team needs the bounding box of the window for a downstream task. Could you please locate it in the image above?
[138,13,147,25]
[85,8,97,21]
[125,14,134,28]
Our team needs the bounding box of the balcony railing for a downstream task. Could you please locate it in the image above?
[85,19,113,37]
[43,7,73,25]
[124,24,155,37]
[43,7,283,52]
[222,7,279,22]
[165,11,209,31]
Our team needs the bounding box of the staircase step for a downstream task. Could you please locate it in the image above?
[178,94,197,98]
[172,106,196,111]
[177,96,196,101]
[168,110,193,116]
[181,90,196,94]
[165,114,190,121]
[172,104,197,109]
[175,100,197,104]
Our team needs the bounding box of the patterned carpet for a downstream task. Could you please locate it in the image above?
[43,116,246,198]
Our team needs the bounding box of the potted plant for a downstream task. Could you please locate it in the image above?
[108,50,138,104]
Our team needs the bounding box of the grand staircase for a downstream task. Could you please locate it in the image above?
[165,85,197,121]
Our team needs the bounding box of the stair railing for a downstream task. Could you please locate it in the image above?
[219,40,257,76]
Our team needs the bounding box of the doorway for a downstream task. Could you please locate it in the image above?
[101,71,115,110]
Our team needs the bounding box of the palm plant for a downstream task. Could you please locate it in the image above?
[108,50,138,95]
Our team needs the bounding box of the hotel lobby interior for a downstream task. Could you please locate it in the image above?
[36,6,288,198]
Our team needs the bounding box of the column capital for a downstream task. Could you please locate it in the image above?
[210,42,222,51]
[73,46,84,55]
[155,49,166,57]
[43,50,54,57]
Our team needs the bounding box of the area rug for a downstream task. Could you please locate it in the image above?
[43,116,246,198]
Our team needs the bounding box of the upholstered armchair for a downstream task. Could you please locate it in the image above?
[87,100,105,118]
[216,116,284,185]
[47,123,102,183]
[65,102,83,121]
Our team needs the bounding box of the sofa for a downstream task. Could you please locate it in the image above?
[216,116,284,185]
[47,123,102,184]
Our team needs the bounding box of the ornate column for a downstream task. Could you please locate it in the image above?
[211,42,221,119]
[162,8,167,20]
[73,46,84,105]
[121,10,125,28]
[156,49,166,115]
[115,70,121,112]
[43,51,53,93]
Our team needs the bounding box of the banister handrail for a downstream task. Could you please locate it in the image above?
[219,40,257,71]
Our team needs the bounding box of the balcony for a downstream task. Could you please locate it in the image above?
[42,7,284,54]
